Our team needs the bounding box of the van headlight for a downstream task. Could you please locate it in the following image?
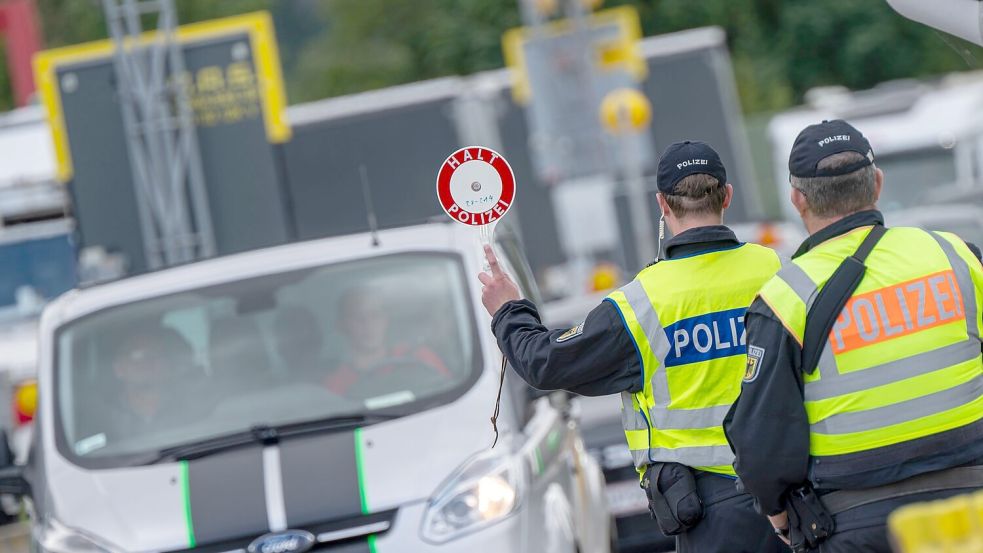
[420,449,526,543]
[36,517,120,553]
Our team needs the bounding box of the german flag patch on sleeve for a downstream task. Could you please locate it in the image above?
[744,345,765,382]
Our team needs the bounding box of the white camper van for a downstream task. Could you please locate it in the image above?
[769,74,983,218]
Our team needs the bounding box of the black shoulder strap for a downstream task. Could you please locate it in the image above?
[800,225,888,374]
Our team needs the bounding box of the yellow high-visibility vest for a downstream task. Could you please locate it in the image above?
[607,243,781,476]
[756,227,983,461]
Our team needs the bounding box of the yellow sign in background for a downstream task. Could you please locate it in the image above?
[33,11,291,183]
[502,6,647,104]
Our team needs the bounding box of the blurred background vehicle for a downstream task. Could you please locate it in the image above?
[886,205,983,246]
[0,104,76,524]
[769,74,983,222]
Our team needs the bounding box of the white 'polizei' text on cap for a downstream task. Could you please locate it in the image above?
[817,135,850,147]
[676,159,709,169]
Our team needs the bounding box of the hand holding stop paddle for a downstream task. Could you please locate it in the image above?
[478,245,520,317]
[434,145,520,317]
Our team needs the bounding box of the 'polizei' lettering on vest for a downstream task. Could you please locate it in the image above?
[663,307,748,367]
[830,269,964,353]
[817,135,850,147]
[676,159,708,170]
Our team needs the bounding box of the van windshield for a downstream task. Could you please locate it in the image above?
[55,253,479,467]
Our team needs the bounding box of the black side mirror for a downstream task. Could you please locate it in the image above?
[0,428,13,469]
[0,465,27,496]
[0,429,28,496]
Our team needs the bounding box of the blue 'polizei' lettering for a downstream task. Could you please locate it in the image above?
[662,307,747,367]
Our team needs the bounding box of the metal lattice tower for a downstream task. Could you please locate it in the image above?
[101,0,215,270]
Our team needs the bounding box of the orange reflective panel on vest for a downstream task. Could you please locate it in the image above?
[831,269,965,354]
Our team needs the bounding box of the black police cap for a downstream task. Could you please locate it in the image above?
[656,141,727,195]
[789,119,875,178]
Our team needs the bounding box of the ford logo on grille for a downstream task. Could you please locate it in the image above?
[247,530,316,553]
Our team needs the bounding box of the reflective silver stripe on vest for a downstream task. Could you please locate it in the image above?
[779,256,843,379]
[811,375,983,435]
[622,391,648,431]
[630,444,735,469]
[651,404,733,430]
[805,339,982,402]
[622,279,671,405]
[815,339,838,381]
[930,232,980,341]
[620,280,731,430]
[778,260,819,309]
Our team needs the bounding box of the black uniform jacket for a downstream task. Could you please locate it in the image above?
[723,210,983,517]
[491,225,743,397]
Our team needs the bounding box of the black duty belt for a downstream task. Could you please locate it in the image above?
[821,465,983,515]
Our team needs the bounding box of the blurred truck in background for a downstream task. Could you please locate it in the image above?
[769,73,983,243]
[0,105,77,522]
[27,23,781,299]
[251,25,782,301]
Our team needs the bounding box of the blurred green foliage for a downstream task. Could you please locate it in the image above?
[5,0,982,114]
[290,0,521,102]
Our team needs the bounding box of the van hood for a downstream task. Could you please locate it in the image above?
[46,399,493,552]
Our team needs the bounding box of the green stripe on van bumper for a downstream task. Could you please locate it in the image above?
[354,428,378,553]
[180,461,196,548]
[354,428,370,515]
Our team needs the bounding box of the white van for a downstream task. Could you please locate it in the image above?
[0,221,611,553]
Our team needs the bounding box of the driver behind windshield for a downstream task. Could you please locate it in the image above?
[105,323,194,441]
[324,285,449,397]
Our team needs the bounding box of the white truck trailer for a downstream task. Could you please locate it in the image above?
[768,74,983,243]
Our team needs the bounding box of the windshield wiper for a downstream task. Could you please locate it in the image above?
[140,413,401,465]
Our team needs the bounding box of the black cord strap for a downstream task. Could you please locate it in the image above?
[490,355,507,448]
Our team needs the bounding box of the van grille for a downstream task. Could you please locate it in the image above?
[170,509,396,552]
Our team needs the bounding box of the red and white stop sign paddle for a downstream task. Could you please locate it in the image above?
[436,146,515,227]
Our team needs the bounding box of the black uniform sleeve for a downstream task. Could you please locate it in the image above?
[723,298,811,515]
[490,299,641,396]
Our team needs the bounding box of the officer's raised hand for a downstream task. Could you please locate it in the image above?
[478,245,519,317]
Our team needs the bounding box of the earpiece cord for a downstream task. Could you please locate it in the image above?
[490,355,507,448]
[657,214,666,261]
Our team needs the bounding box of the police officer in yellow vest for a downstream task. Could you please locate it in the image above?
[724,120,983,552]
[479,141,785,553]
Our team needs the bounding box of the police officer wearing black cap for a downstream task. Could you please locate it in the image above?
[479,141,785,553]
[725,120,983,552]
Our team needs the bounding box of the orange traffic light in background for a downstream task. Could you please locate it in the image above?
[13,378,36,425]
